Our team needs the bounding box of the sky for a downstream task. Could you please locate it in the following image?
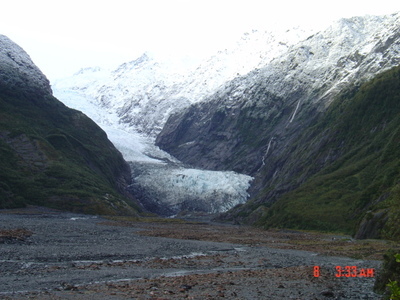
[1,0,399,82]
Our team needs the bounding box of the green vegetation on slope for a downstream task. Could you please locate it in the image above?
[375,252,400,298]
[258,66,400,239]
[0,83,139,215]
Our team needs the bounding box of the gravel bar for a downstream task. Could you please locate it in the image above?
[0,208,383,299]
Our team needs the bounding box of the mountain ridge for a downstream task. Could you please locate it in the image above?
[155,13,400,238]
[53,24,316,137]
[251,65,400,239]
[156,12,400,173]
[0,34,52,96]
[0,35,140,215]
[53,12,400,237]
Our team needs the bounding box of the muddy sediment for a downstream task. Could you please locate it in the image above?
[0,207,389,299]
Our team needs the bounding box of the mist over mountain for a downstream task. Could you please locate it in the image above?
[53,13,400,238]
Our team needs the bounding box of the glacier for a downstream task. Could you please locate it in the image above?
[54,86,253,216]
[129,162,253,216]
[52,27,315,216]
[53,26,316,137]
[52,12,400,216]
[52,26,314,216]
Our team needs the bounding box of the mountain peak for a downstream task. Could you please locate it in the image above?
[114,52,154,73]
[73,66,104,76]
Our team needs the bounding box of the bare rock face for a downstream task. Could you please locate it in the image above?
[355,210,389,239]
[43,13,400,233]
[0,35,52,95]
[155,13,400,237]
[52,27,315,137]
[156,13,400,176]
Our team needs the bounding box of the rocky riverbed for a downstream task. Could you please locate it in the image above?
[0,207,394,299]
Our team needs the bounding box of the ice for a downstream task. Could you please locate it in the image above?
[53,87,253,215]
[129,162,253,216]
[53,12,400,216]
[100,126,161,163]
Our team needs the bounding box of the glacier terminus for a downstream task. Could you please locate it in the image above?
[53,12,400,217]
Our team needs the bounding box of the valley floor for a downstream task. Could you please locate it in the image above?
[0,207,397,299]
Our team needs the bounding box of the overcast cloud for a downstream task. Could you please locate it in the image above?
[1,0,399,81]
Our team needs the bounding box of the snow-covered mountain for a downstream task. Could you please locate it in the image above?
[53,26,315,137]
[156,13,400,173]
[155,12,400,230]
[53,12,400,218]
[54,77,253,216]
[53,25,315,216]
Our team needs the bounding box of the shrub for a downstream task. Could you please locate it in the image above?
[375,251,400,298]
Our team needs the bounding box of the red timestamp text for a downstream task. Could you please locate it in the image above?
[313,266,375,278]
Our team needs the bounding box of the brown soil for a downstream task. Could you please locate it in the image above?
[107,219,399,260]
[0,228,33,243]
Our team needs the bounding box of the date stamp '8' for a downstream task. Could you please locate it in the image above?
[313,266,375,278]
